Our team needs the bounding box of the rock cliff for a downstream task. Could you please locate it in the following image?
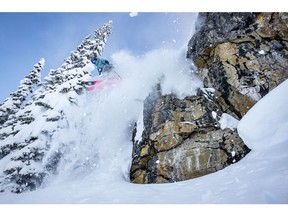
[187,12,288,118]
[130,12,287,184]
[130,87,250,183]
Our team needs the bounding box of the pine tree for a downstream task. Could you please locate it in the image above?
[0,21,112,193]
[0,58,44,139]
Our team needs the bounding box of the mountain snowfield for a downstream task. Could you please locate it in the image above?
[0,44,287,205]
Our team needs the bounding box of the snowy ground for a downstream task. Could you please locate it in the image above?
[0,50,287,207]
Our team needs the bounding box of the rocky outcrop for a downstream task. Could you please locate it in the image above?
[130,88,250,183]
[187,12,288,118]
[130,12,287,184]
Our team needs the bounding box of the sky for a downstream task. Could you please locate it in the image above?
[0,12,197,103]
[0,0,286,103]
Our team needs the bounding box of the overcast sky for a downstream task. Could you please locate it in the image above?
[0,12,197,103]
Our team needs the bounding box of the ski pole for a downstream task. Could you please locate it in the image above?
[113,70,122,79]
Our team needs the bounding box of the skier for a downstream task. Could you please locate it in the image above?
[91,58,113,76]
[82,57,121,92]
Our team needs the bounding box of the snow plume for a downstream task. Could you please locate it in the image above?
[111,48,202,100]
[54,48,202,181]
[49,47,202,185]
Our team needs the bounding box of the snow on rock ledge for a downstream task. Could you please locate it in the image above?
[238,79,288,148]
[219,113,239,131]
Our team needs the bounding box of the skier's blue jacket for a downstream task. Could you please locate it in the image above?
[91,58,113,74]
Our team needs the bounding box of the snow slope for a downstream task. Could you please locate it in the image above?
[0,49,287,204]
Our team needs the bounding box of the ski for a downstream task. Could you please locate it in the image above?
[82,76,121,91]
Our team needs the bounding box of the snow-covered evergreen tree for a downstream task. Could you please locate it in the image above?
[0,58,44,138]
[0,21,112,193]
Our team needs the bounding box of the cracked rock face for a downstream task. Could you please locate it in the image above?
[130,12,286,184]
[130,91,250,184]
[187,12,288,118]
